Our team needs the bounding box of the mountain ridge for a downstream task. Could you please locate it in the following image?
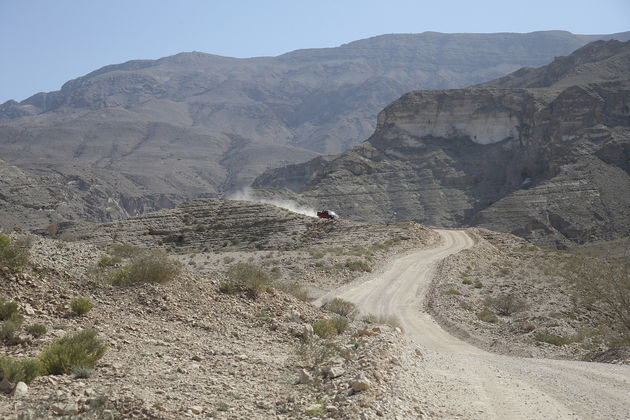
[252,39,630,246]
[2,31,630,231]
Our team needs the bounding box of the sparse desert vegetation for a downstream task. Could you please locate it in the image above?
[429,228,630,360]
[0,214,425,419]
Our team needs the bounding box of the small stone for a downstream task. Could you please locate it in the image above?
[302,324,314,340]
[22,303,36,315]
[190,405,203,414]
[351,372,371,392]
[0,378,14,394]
[154,403,168,412]
[328,366,345,379]
[51,402,79,415]
[84,388,95,397]
[415,348,423,357]
[191,355,203,362]
[11,382,28,397]
[296,368,313,384]
[288,310,301,322]
[326,405,338,413]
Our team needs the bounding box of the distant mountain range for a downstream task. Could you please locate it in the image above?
[253,40,630,246]
[1,30,629,233]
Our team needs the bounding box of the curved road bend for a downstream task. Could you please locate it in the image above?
[319,230,630,419]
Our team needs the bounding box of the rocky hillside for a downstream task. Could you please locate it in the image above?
[253,40,630,247]
[0,158,178,231]
[60,198,438,296]
[2,32,630,231]
[0,200,438,418]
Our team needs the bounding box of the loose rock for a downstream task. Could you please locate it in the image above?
[351,372,371,392]
[11,382,28,397]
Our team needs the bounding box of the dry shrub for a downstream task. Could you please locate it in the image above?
[323,298,357,317]
[0,320,22,345]
[0,357,42,383]
[70,297,94,316]
[0,298,19,321]
[25,323,47,338]
[477,308,498,323]
[534,329,569,346]
[0,235,29,271]
[485,293,527,316]
[226,263,271,298]
[311,319,338,338]
[108,249,181,286]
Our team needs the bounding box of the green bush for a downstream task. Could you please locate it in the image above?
[331,316,349,334]
[0,298,19,321]
[108,250,181,286]
[311,319,338,338]
[25,323,47,338]
[70,297,94,316]
[462,278,473,285]
[343,259,372,272]
[0,357,43,384]
[442,288,462,296]
[534,330,568,346]
[39,329,107,375]
[218,281,235,294]
[0,320,22,345]
[226,263,271,298]
[323,298,357,317]
[0,234,9,249]
[476,308,498,323]
[0,235,28,271]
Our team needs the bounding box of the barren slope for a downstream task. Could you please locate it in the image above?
[0,205,438,418]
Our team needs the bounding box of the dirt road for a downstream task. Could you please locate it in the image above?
[320,230,630,419]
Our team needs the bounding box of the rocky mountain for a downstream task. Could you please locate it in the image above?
[2,31,630,231]
[253,40,630,247]
[0,158,180,231]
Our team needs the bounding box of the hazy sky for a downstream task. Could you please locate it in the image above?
[1,0,628,103]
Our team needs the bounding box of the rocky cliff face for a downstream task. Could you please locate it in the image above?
[2,32,630,231]
[0,159,179,231]
[253,41,630,246]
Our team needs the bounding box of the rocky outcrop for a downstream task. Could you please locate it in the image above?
[253,41,630,246]
[0,159,182,231]
[63,198,435,253]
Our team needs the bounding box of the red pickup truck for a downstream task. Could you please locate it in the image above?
[317,210,339,220]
